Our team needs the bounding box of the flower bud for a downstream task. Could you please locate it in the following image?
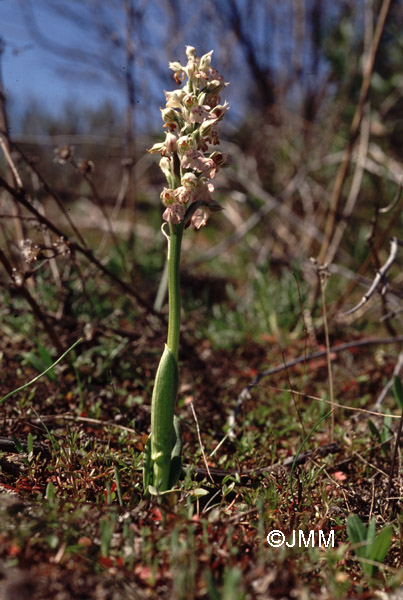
[186,59,198,81]
[163,203,186,224]
[185,46,197,59]
[199,119,216,138]
[211,102,229,121]
[165,133,177,153]
[204,80,225,94]
[210,151,232,168]
[199,50,213,71]
[159,157,172,180]
[161,107,178,123]
[165,89,185,108]
[148,142,165,154]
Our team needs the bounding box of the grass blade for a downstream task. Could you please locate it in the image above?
[0,337,83,404]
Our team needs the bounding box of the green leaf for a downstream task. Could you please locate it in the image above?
[193,488,209,497]
[347,514,368,559]
[150,344,179,491]
[46,481,55,501]
[12,435,24,454]
[368,419,381,441]
[381,415,393,443]
[27,433,34,455]
[114,465,123,507]
[168,415,183,489]
[366,517,376,554]
[100,516,115,557]
[393,376,403,410]
[347,514,393,578]
[369,526,393,565]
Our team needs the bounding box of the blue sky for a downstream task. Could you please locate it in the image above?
[0,0,245,134]
[0,0,355,135]
[1,1,125,129]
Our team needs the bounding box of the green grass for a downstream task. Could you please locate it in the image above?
[0,214,402,598]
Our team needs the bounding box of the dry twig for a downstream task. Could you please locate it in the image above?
[344,237,399,316]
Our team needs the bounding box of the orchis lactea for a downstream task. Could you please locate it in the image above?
[143,46,231,494]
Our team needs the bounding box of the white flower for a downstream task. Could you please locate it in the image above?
[181,173,198,190]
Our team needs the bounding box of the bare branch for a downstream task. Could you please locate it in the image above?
[344,237,399,316]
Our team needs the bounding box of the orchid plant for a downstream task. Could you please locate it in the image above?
[143,46,231,494]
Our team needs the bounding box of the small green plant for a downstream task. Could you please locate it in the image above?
[346,513,393,578]
[143,46,231,494]
[393,375,403,410]
[22,342,57,382]
[368,415,393,454]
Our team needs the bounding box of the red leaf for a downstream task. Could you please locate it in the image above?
[151,507,163,522]
[98,556,114,568]
[8,544,21,556]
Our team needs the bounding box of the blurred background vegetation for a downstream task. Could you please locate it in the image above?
[0,0,402,365]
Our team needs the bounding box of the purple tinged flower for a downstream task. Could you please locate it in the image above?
[194,179,215,203]
[199,118,217,139]
[206,67,225,85]
[163,203,186,224]
[189,104,215,124]
[154,47,230,228]
[181,150,216,179]
[165,132,178,153]
[174,186,191,204]
[191,207,210,230]
[205,93,221,108]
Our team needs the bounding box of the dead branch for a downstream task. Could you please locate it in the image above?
[0,174,163,322]
[318,0,393,263]
[344,237,399,316]
[228,335,403,433]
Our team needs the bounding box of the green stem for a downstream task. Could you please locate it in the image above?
[144,220,184,493]
[167,221,184,360]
